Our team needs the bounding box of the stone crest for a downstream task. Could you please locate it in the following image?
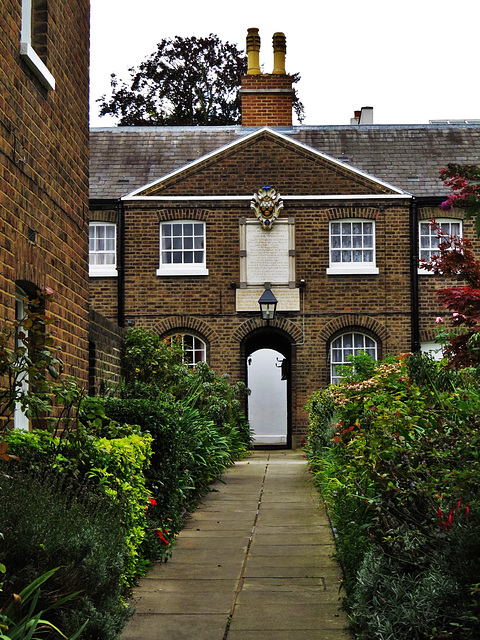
[251,186,283,230]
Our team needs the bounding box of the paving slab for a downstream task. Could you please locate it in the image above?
[119,450,351,640]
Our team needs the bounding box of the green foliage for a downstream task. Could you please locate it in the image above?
[0,459,131,640]
[306,353,480,639]
[0,567,87,640]
[0,288,63,433]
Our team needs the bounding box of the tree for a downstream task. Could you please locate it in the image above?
[97,34,305,126]
[421,225,480,368]
[439,164,480,234]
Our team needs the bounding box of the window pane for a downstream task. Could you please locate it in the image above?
[363,223,373,235]
[353,250,363,262]
[184,237,193,250]
[183,223,193,236]
[341,223,351,235]
[184,251,193,263]
[364,250,373,262]
[331,235,340,248]
[173,224,182,236]
[173,237,182,250]
[331,250,341,262]
[341,250,352,262]
[343,335,353,348]
[342,235,351,248]
[194,223,204,235]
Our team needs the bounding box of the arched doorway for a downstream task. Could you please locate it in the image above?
[244,328,292,448]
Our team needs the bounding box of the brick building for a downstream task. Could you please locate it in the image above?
[1,0,90,427]
[89,30,480,447]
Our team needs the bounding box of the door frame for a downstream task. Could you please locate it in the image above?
[241,326,293,449]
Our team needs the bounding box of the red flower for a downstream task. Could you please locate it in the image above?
[155,529,170,545]
[148,498,157,506]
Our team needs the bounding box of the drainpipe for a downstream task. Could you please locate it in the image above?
[410,197,420,351]
[117,199,125,328]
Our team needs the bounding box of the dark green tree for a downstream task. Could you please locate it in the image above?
[98,34,304,126]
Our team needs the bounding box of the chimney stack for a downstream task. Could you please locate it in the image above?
[350,106,374,125]
[240,29,294,127]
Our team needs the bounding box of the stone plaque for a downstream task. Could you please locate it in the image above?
[246,224,289,285]
[236,288,300,312]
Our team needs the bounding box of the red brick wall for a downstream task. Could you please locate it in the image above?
[240,75,294,127]
[93,197,412,443]
[0,0,90,383]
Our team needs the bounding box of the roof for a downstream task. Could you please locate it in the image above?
[89,123,480,201]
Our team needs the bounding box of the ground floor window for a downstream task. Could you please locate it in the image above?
[330,332,377,383]
[169,333,206,367]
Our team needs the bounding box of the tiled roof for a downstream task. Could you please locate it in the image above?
[89,124,480,200]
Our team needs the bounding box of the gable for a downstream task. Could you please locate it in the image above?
[125,128,406,200]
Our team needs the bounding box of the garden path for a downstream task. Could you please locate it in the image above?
[120,449,352,639]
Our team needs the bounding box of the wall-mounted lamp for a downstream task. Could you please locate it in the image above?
[258,285,278,323]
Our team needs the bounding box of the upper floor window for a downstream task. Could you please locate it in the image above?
[20,0,55,90]
[330,332,377,384]
[157,221,208,276]
[419,218,462,265]
[89,222,117,277]
[327,219,379,275]
[169,333,207,367]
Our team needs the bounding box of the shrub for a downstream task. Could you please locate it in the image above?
[0,460,130,640]
[306,353,480,639]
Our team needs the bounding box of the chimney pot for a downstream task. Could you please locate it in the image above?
[246,27,261,75]
[272,32,286,74]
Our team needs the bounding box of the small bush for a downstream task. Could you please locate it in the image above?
[0,459,130,640]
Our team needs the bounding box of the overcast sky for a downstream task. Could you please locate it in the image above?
[90,0,480,128]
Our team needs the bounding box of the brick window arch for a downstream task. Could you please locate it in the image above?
[330,331,377,384]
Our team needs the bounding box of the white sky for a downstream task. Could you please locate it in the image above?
[90,0,480,128]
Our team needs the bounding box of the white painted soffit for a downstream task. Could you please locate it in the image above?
[123,194,412,202]
[122,126,409,200]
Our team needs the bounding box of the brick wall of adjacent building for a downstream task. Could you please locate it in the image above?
[88,309,125,396]
[1,0,90,385]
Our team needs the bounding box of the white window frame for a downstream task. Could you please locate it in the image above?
[330,332,377,384]
[20,0,55,90]
[327,219,379,275]
[418,218,462,273]
[157,221,208,276]
[89,222,117,277]
[169,334,207,367]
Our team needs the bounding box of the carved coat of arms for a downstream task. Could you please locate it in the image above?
[251,186,283,230]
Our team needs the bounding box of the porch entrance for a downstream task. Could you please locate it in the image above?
[244,330,292,448]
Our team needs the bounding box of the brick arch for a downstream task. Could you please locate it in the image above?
[327,206,379,221]
[152,316,219,344]
[232,316,303,344]
[319,314,389,345]
[155,208,211,222]
[420,327,439,343]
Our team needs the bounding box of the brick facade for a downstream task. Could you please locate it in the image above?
[88,30,480,448]
[90,129,423,446]
[1,1,90,396]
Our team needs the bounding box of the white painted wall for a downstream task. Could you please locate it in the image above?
[247,348,287,445]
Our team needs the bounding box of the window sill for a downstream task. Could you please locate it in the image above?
[156,267,209,277]
[20,42,55,90]
[326,266,379,275]
[89,268,117,278]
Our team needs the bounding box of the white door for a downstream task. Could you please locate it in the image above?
[247,348,287,445]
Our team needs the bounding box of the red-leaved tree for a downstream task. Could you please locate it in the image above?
[420,164,480,367]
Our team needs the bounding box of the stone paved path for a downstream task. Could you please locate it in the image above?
[120,450,352,640]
